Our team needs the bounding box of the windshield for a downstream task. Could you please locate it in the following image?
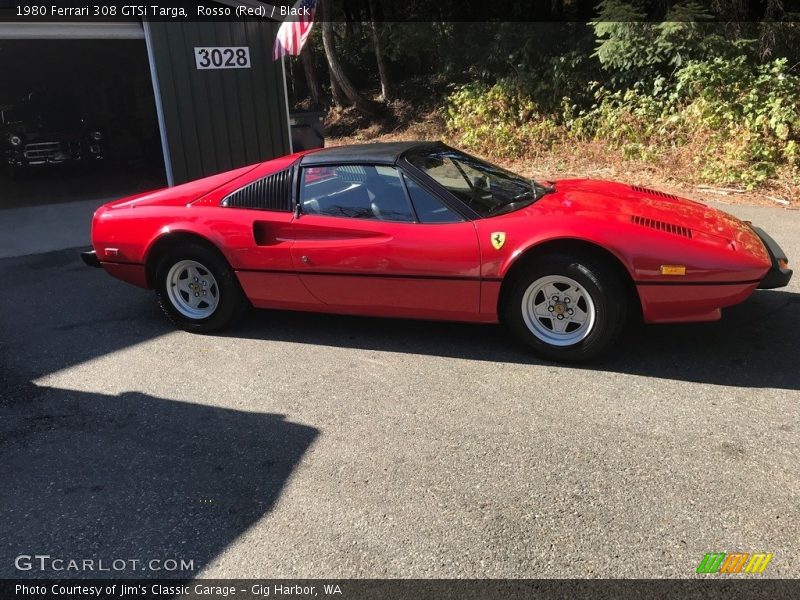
[405,147,553,217]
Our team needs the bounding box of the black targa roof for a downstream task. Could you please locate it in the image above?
[299,141,444,166]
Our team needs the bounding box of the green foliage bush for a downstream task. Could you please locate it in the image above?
[445,79,564,158]
[445,57,800,188]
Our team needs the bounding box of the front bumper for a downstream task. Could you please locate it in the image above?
[753,227,793,289]
[7,140,104,168]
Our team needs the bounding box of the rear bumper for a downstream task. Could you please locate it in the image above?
[81,250,101,267]
[753,227,793,289]
[81,250,148,287]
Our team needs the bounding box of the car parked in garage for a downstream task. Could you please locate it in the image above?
[1,91,105,179]
[82,142,792,362]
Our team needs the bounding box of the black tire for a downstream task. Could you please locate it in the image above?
[503,254,628,362]
[154,243,247,333]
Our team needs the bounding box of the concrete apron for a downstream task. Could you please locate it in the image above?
[0,198,111,259]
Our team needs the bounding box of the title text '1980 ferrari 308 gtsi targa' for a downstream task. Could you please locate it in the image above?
[82,142,792,361]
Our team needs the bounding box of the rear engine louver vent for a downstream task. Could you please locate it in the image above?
[631,185,680,200]
[223,168,292,212]
[631,215,692,238]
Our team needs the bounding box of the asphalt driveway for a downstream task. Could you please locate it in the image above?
[1,202,798,579]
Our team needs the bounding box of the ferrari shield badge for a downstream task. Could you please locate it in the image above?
[491,232,506,250]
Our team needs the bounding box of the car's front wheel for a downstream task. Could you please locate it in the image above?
[154,243,246,333]
[503,254,627,362]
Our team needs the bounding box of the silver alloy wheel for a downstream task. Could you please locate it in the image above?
[521,275,596,346]
[166,259,220,320]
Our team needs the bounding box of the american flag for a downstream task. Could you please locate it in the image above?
[272,0,317,61]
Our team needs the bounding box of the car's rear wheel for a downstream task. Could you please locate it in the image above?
[503,254,627,362]
[154,243,246,333]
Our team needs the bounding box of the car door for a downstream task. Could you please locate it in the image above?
[290,163,482,320]
[196,159,323,310]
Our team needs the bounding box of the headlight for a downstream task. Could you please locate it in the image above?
[90,131,103,141]
[8,134,22,146]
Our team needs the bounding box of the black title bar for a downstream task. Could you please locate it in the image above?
[2,0,800,22]
[3,579,800,600]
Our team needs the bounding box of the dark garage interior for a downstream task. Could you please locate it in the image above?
[0,37,166,209]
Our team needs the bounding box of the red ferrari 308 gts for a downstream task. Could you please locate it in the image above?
[83,142,792,361]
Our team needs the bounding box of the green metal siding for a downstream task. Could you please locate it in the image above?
[145,20,290,184]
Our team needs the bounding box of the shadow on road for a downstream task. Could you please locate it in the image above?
[0,380,318,578]
[8,248,797,394]
[7,247,797,393]
[0,249,318,578]
[232,288,800,391]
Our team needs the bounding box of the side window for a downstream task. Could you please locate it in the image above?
[403,174,463,223]
[416,157,471,195]
[300,164,414,222]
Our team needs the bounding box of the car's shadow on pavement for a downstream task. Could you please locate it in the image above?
[12,248,796,395]
[234,288,800,392]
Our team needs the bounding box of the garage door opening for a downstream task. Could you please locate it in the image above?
[0,36,167,209]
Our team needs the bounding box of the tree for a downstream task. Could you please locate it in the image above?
[368,0,391,101]
[300,43,323,108]
[329,70,348,107]
[319,0,381,115]
[592,0,730,87]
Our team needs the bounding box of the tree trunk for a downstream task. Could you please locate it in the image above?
[319,0,381,116]
[318,0,347,108]
[368,0,391,102]
[300,44,323,108]
[330,72,348,107]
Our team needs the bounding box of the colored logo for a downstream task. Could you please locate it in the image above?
[696,552,773,574]
[491,232,506,250]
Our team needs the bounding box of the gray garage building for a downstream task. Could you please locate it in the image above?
[145,19,292,185]
[0,7,291,201]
